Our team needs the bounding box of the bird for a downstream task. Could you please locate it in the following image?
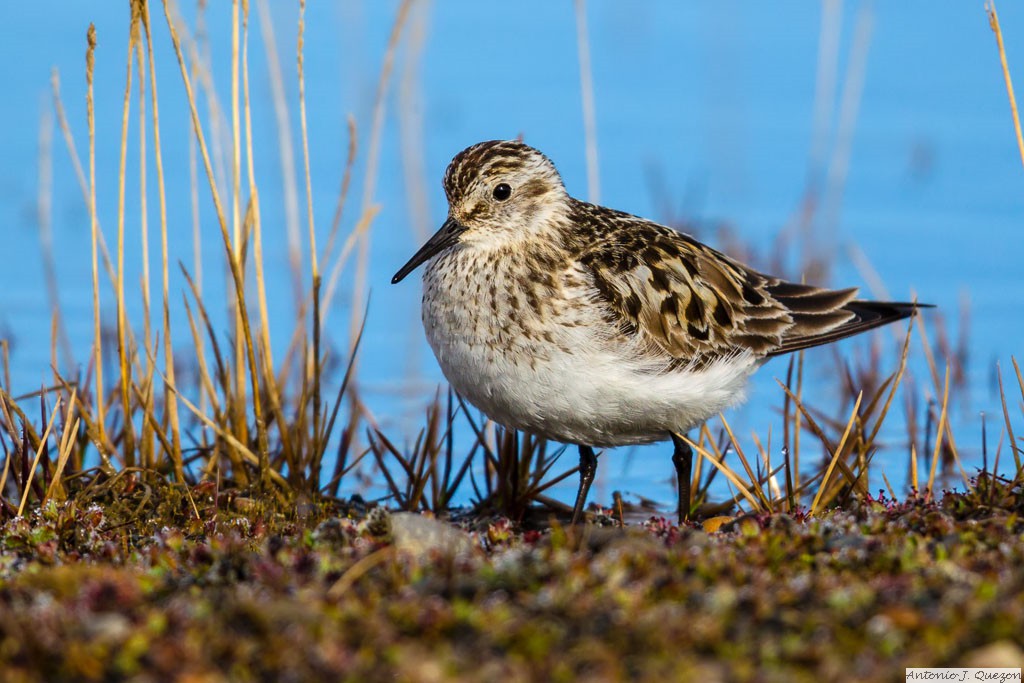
[392,139,927,524]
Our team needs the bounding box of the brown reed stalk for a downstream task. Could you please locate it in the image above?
[915,310,961,465]
[810,392,863,515]
[296,0,325,484]
[17,397,61,517]
[50,71,117,286]
[158,365,287,493]
[114,5,142,468]
[793,350,804,491]
[987,1,1024,169]
[996,363,1022,472]
[925,365,951,499]
[43,390,79,504]
[179,268,248,484]
[86,25,108,453]
[242,3,291,483]
[910,443,919,493]
[718,414,772,510]
[162,0,271,488]
[680,433,763,513]
[135,37,152,362]
[228,0,248,451]
[135,33,157,472]
[140,0,184,482]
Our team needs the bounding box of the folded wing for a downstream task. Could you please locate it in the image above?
[576,208,921,365]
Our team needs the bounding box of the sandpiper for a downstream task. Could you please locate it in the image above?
[392,140,926,524]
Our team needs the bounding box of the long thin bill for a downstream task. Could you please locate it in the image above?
[391,216,467,284]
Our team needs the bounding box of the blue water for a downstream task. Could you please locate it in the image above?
[1,2,1021,512]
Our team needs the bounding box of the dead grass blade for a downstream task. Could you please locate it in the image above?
[986,1,1024,168]
[680,433,763,513]
[810,392,863,515]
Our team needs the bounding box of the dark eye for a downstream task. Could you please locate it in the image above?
[492,183,512,201]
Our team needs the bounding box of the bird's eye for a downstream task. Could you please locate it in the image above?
[492,183,512,201]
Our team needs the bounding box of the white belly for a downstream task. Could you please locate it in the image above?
[421,253,758,447]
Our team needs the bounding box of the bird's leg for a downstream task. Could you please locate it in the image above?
[671,433,693,524]
[570,445,598,525]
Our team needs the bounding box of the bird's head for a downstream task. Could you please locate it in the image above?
[392,140,567,284]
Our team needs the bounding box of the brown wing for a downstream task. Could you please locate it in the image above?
[573,203,921,364]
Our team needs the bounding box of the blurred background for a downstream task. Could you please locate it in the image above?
[0,1,1021,509]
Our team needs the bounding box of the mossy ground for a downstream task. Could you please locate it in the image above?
[1,475,1021,682]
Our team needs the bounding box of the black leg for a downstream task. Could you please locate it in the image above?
[671,433,693,524]
[571,445,598,525]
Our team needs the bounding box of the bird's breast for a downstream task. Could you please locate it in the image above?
[417,245,760,446]
[419,248,610,432]
[421,249,581,372]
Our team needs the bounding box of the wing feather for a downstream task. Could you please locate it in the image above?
[571,200,925,364]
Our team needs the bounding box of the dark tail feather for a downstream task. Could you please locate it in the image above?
[768,301,931,357]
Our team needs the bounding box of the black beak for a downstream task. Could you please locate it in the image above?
[391,216,467,284]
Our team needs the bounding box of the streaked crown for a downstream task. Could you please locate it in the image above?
[443,140,562,202]
[441,140,568,244]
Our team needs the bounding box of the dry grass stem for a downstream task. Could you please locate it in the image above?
[810,391,863,515]
[680,433,762,512]
[986,1,1024,168]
